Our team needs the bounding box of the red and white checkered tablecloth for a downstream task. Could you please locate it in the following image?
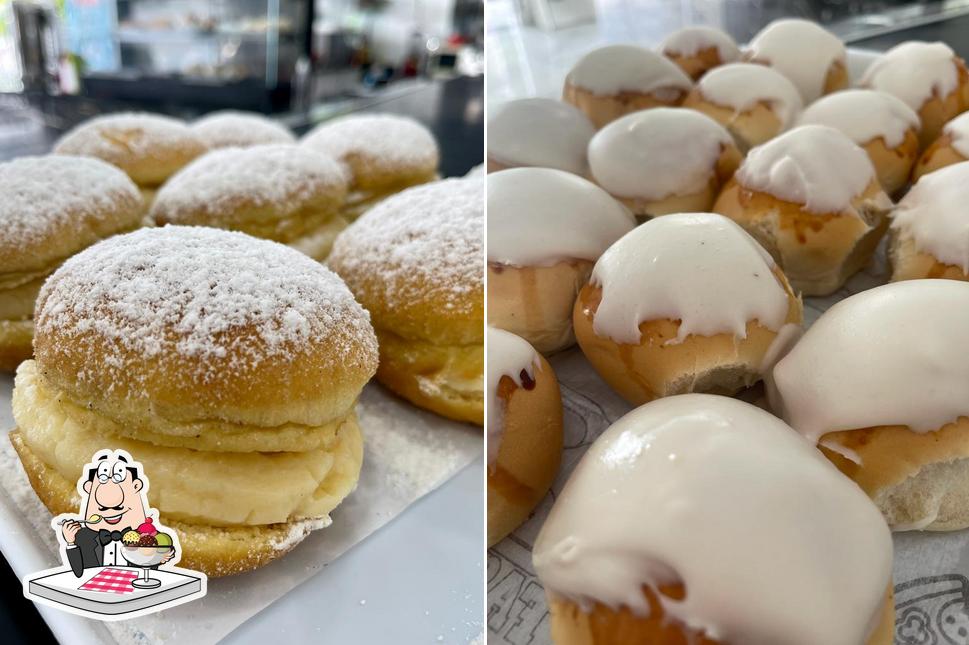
[78,568,139,594]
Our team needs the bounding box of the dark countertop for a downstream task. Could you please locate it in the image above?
[0,74,481,645]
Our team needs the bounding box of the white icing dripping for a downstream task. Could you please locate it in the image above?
[736,125,875,213]
[892,162,969,273]
[797,89,919,148]
[695,63,803,128]
[487,327,541,466]
[533,394,893,645]
[860,41,959,111]
[771,280,969,442]
[487,98,596,175]
[747,19,846,103]
[589,213,789,344]
[588,108,732,200]
[566,44,692,96]
[487,168,635,267]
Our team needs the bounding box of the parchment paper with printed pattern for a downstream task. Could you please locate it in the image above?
[487,243,969,645]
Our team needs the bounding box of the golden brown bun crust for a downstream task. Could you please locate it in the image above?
[487,157,511,173]
[614,144,741,220]
[912,58,969,148]
[546,585,894,645]
[572,270,802,406]
[712,178,891,295]
[822,59,850,96]
[888,228,969,282]
[301,114,439,192]
[487,261,593,354]
[149,146,348,244]
[487,354,563,546]
[681,93,784,152]
[821,416,969,530]
[374,326,483,425]
[53,113,208,187]
[562,82,687,130]
[0,155,145,276]
[0,320,33,372]
[664,46,726,81]
[864,130,920,195]
[328,179,484,347]
[34,227,378,428]
[912,133,969,181]
[10,430,317,577]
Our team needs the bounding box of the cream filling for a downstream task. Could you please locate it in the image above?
[287,215,350,261]
[17,361,343,453]
[13,363,363,527]
[0,275,46,320]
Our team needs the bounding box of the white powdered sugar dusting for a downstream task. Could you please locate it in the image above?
[301,113,439,169]
[0,155,141,255]
[35,226,377,385]
[150,145,347,222]
[54,112,202,162]
[269,517,332,551]
[329,178,483,313]
[192,111,296,148]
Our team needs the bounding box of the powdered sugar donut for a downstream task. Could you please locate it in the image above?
[861,41,969,148]
[53,112,207,205]
[0,155,143,371]
[150,145,349,260]
[563,45,693,129]
[682,62,803,151]
[798,90,920,194]
[302,113,439,221]
[329,178,483,424]
[13,225,377,576]
[588,107,741,219]
[192,110,296,149]
[746,19,848,103]
[659,25,741,80]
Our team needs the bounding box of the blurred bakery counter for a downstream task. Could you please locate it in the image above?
[0,74,483,177]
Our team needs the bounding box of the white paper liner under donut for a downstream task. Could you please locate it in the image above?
[0,377,481,645]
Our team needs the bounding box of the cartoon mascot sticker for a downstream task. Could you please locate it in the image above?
[23,449,206,620]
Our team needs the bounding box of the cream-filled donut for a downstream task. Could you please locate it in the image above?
[659,26,741,81]
[192,110,296,149]
[329,178,483,425]
[797,90,920,195]
[11,226,378,575]
[588,108,741,219]
[53,112,207,206]
[301,114,440,221]
[889,162,969,281]
[562,45,693,129]
[533,394,894,645]
[488,168,635,354]
[860,41,969,148]
[770,279,969,531]
[487,327,562,547]
[487,98,596,175]
[682,62,803,152]
[713,125,893,296]
[913,111,969,180]
[746,19,848,103]
[0,156,144,372]
[573,213,802,406]
[149,145,349,260]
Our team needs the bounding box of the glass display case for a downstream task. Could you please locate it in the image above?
[63,0,312,110]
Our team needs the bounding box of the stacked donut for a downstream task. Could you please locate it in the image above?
[490,19,969,645]
[3,106,481,581]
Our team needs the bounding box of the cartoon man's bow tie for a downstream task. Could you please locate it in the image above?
[98,528,133,545]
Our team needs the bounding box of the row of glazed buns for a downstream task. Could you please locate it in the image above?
[1,109,484,577]
[487,18,969,645]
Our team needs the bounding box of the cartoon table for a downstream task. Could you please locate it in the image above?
[26,566,204,617]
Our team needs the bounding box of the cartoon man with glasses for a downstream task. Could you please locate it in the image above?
[59,450,175,577]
